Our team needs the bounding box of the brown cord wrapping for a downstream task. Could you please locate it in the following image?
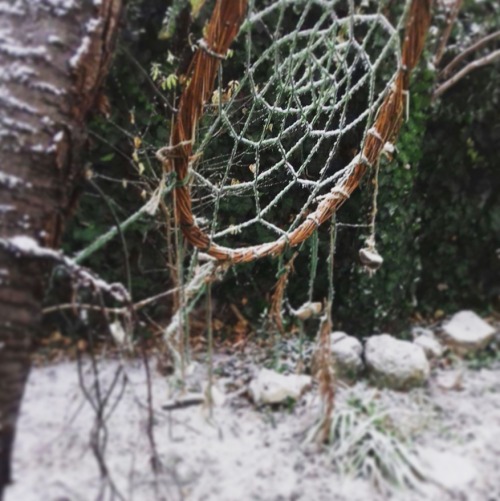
[165,0,432,263]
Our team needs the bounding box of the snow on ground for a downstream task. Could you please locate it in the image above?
[5,351,500,501]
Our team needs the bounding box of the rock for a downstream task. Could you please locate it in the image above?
[435,370,464,391]
[310,332,363,381]
[365,334,430,390]
[329,331,364,377]
[203,383,226,406]
[441,310,496,354]
[249,368,311,405]
[411,326,435,339]
[293,301,322,320]
[418,448,477,490]
[414,335,444,359]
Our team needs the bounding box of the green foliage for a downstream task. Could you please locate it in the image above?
[331,0,500,333]
[332,66,434,334]
[322,390,428,492]
[415,1,500,316]
[59,0,176,313]
[58,0,499,341]
[416,64,500,314]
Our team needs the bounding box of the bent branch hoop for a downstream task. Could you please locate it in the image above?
[163,0,432,263]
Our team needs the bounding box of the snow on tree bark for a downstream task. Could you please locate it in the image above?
[0,0,121,496]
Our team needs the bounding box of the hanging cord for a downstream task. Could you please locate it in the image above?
[205,280,214,417]
[308,230,319,303]
[359,158,384,275]
[173,186,187,383]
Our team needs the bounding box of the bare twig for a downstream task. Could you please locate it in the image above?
[1,236,130,304]
[433,0,463,67]
[142,351,162,474]
[74,174,175,265]
[163,261,227,372]
[439,30,500,78]
[434,48,500,98]
[42,285,179,316]
[162,395,205,410]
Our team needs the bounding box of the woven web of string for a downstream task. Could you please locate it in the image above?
[189,0,410,249]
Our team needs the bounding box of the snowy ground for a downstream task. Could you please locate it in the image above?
[5,349,500,501]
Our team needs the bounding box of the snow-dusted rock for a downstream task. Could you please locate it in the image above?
[329,331,364,377]
[435,370,464,391]
[414,335,444,359]
[203,383,226,407]
[418,448,477,490]
[411,326,435,339]
[441,310,496,354]
[310,332,364,381]
[249,368,311,405]
[365,334,430,390]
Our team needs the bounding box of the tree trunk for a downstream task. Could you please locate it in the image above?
[0,0,121,497]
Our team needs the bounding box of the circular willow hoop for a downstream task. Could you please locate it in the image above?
[162,0,432,264]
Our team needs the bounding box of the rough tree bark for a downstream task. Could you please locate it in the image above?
[0,0,122,497]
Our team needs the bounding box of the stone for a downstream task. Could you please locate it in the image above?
[418,448,477,490]
[411,326,435,339]
[329,331,364,376]
[441,310,496,354]
[203,383,226,407]
[310,332,364,381]
[435,370,464,391]
[249,368,312,405]
[365,334,430,390]
[414,335,444,359]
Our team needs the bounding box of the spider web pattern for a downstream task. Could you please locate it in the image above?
[188,0,410,249]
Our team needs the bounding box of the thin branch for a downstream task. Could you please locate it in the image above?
[43,303,126,315]
[434,48,500,98]
[74,175,175,264]
[433,0,463,67]
[42,285,179,315]
[87,177,132,296]
[439,30,500,78]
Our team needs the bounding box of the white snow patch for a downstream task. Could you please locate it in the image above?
[53,131,64,142]
[1,236,128,302]
[69,35,91,68]
[47,35,63,45]
[0,42,47,59]
[418,448,478,490]
[41,116,54,126]
[86,18,102,32]
[0,86,40,115]
[6,359,500,501]
[30,143,48,153]
[31,81,65,96]
[39,0,77,16]
[0,172,24,188]
[69,19,101,68]
[0,2,23,15]
[5,63,38,83]
[7,235,58,258]
[1,116,38,134]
